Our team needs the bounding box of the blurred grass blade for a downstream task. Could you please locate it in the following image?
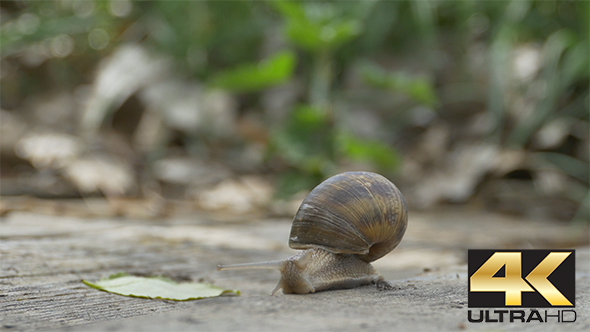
[410,0,437,69]
[210,50,296,92]
[487,26,511,141]
[561,40,589,87]
[1,15,100,54]
[358,61,438,107]
[83,273,239,301]
[506,29,577,147]
[572,190,589,224]
[535,152,589,184]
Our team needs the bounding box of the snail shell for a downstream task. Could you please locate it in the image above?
[289,171,407,262]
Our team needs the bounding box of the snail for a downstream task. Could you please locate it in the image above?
[217,171,408,295]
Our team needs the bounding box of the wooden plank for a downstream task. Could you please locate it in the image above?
[1,210,587,331]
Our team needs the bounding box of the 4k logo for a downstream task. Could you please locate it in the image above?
[468,250,575,308]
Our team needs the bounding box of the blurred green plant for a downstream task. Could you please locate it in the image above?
[142,0,269,76]
[269,105,401,198]
[270,0,366,53]
[358,61,439,107]
[209,50,296,93]
[271,0,375,110]
[506,30,587,147]
[336,133,400,171]
[269,105,335,198]
[2,0,587,222]
[0,0,124,102]
[265,0,422,197]
[481,0,589,222]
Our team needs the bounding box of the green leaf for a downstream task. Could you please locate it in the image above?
[285,19,362,52]
[82,273,239,301]
[209,50,296,92]
[337,133,400,171]
[270,1,362,52]
[358,61,438,107]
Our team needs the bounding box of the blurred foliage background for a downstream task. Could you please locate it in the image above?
[0,0,588,223]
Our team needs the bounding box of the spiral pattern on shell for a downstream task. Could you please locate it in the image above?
[288,171,408,263]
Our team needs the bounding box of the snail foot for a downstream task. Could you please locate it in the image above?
[375,280,395,291]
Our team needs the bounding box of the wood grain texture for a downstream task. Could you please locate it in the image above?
[1,210,587,331]
[0,212,284,331]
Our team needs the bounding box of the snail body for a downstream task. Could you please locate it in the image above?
[218,171,408,295]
